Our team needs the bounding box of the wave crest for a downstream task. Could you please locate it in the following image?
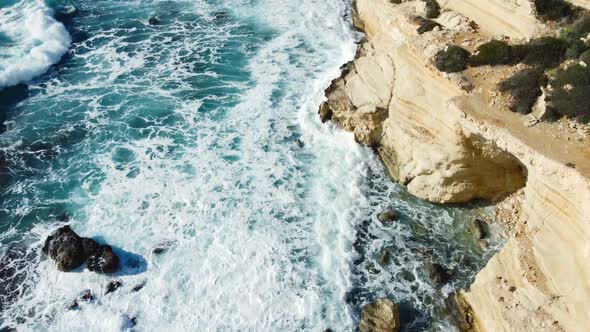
[0,0,71,88]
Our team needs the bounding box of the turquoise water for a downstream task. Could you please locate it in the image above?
[0,0,500,331]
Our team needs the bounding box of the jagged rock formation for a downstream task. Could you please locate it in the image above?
[323,0,590,330]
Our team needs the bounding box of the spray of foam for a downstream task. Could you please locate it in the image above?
[0,0,71,88]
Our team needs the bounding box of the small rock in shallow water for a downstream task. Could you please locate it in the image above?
[132,281,146,292]
[148,17,160,25]
[379,251,391,266]
[151,240,175,255]
[360,298,400,332]
[467,219,488,239]
[80,289,94,301]
[87,245,119,273]
[377,210,397,223]
[105,280,122,294]
[426,261,452,284]
[67,299,79,310]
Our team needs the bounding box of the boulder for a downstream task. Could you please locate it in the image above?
[148,17,160,25]
[359,298,401,332]
[43,226,120,273]
[87,245,119,273]
[377,210,397,223]
[42,226,86,272]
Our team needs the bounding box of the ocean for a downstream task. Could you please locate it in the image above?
[0,0,499,330]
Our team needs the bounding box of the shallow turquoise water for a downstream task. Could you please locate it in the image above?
[0,0,500,331]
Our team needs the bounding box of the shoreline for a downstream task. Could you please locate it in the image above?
[324,0,590,330]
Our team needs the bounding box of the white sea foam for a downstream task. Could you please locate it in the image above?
[0,0,71,88]
[0,0,372,330]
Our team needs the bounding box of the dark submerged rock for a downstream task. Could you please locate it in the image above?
[434,45,471,73]
[467,219,489,240]
[148,17,160,25]
[379,251,391,266]
[29,141,58,160]
[105,280,122,294]
[87,245,119,273]
[498,69,547,114]
[426,261,452,284]
[359,298,401,332]
[43,226,86,272]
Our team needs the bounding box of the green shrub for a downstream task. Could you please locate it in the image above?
[546,63,590,122]
[498,69,548,114]
[422,0,441,19]
[390,0,403,4]
[533,0,578,21]
[521,37,568,68]
[580,50,590,64]
[434,45,471,73]
[469,40,522,66]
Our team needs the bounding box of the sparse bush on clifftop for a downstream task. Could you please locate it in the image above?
[422,0,441,19]
[533,0,579,21]
[546,63,590,122]
[434,45,471,73]
[469,40,524,66]
[498,69,548,114]
[522,37,568,68]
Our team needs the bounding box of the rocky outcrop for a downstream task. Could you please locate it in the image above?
[321,1,526,204]
[359,298,401,332]
[324,0,590,330]
[43,226,119,273]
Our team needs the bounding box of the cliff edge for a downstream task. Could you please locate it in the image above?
[321,0,590,330]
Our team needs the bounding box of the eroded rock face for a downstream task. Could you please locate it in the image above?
[359,298,401,332]
[319,42,392,147]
